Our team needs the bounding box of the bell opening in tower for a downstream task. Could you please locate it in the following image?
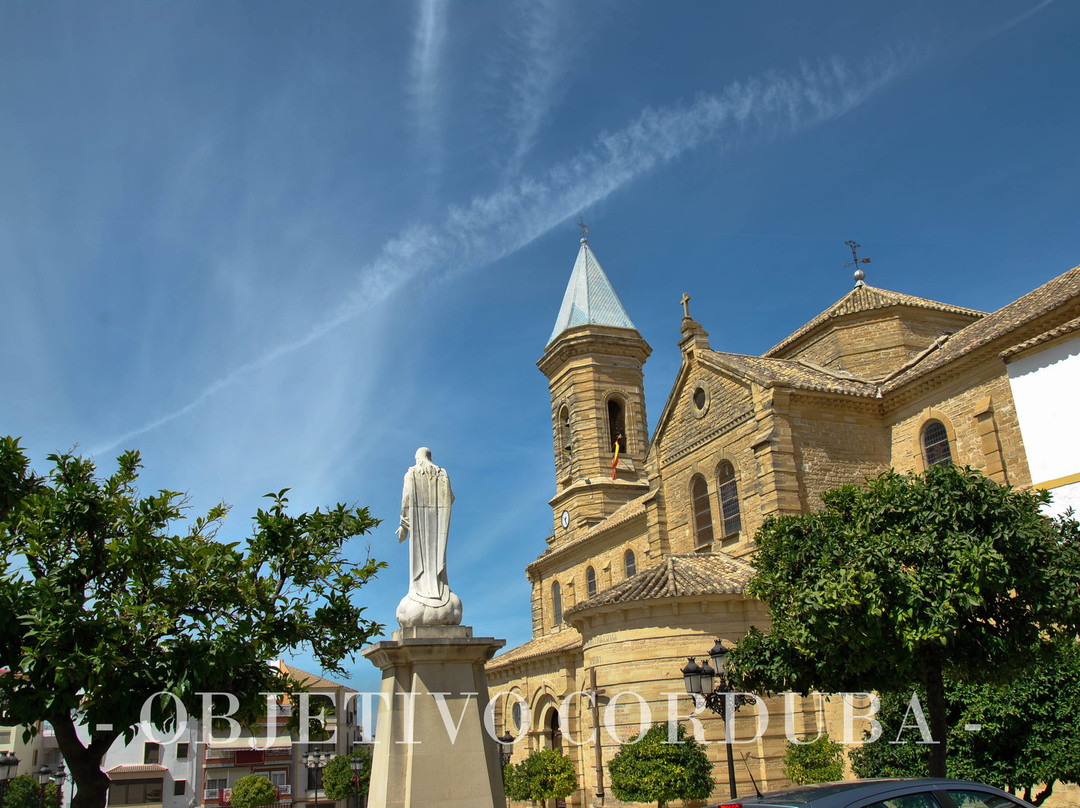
[608,397,627,454]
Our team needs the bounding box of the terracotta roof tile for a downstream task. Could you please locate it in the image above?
[278,661,355,693]
[766,284,984,358]
[882,264,1080,391]
[486,630,582,670]
[107,765,167,775]
[1000,314,1080,359]
[700,351,880,397]
[526,492,652,575]
[565,553,754,617]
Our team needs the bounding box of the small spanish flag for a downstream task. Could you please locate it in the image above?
[611,439,620,479]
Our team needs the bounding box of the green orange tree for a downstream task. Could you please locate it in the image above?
[0,437,385,808]
[730,464,1080,778]
[850,637,1080,805]
[607,723,714,808]
[503,749,576,804]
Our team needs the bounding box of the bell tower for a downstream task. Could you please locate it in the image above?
[538,236,651,540]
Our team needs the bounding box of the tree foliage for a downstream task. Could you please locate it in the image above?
[0,437,385,808]
[2,776,58,808]
[322,746,373,801]
[607,722,714,808]
[229,776,278,808]
[783,732,845,785]
[850,638,1080,806]
[729,464,1080,777]
[503,748,576,803]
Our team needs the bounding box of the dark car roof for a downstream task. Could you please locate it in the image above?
[721,778,1034,808]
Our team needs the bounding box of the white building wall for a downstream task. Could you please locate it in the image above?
[1006,332,1080,518]
[73,720,201,808]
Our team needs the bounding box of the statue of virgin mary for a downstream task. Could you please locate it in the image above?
[395,447,463,627]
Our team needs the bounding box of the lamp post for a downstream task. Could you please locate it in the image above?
[304,753,328,808]
[348,752,365,808]
[497,732,514,806]
[497,732,514,772]
[51,765,67,808]
[0,752,20,803]
[682,639,752,800]
[35,764,61,808]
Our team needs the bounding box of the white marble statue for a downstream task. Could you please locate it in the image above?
[395,447,463,627]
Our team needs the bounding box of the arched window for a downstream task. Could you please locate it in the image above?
[586,566,597,598]
[549,707,563,752]
[717,461,742,537]
[608,397,627,454]
[551,581,563,626]
[559,406,571,458]
[691,475,714,548]
[922,419,953,466]
[624,549,636,578]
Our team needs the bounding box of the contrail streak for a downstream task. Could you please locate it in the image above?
[93,50,918,456]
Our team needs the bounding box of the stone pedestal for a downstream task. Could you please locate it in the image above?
[363,625,506,808]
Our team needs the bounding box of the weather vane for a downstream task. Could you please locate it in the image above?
[844,240,871,286]
[578,216,589,239]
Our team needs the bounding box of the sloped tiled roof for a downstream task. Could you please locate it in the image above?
[108,765,167,775]
[766,284,985,358]
[548,239,637,345]
[486,629,582,671]
[565,553,755,617]
[278,661,355,692]
[700,351,880,397]
[528,491,653,575]
[882,264,1080,391]
[1001,314,1080,359]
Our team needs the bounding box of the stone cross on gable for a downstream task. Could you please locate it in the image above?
[681,293,691,318]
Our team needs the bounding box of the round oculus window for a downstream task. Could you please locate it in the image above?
[692,386,707,410]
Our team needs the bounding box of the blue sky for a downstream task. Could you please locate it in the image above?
[2,1,1078,701]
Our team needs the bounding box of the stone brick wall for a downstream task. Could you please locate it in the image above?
[787,395,891,509]
[531,514,649,635]
[569,596,807,806]
[655,369,760,556]
[887,366,1030,486]
[780,308,981,380]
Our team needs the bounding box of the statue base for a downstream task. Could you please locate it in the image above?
[396,590,463,627]
[362,625,506,808]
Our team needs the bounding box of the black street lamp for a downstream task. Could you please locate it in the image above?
[35,764,65,808]
[497,732,514,771]
[682,639,752,800]
[0,752,20,803]
[51,764,67,808]
[304,753,328,808]
[348,751,366,808]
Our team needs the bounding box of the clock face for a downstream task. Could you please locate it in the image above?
[561,510,570,529]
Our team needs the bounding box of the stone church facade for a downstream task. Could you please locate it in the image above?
[486,237,1080,807]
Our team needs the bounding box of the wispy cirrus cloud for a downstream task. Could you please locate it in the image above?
[499,1,581,174]
[93,50,918,455]
[409,0,449,177]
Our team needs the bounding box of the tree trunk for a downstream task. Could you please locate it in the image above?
[920,651,948,778]
[49,713,117,808]
[1032,784,1053,806]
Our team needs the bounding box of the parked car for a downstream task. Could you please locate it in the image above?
[707,779,1036,808]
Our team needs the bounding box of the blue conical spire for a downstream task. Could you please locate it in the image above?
[548,238,637,345]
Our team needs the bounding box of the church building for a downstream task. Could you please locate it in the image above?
[486,236,1080,807]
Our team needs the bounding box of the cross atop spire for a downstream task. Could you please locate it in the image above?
[681,293,691,319]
